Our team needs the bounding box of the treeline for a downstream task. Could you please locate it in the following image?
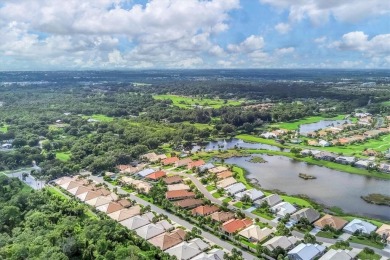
[0,176,172,260]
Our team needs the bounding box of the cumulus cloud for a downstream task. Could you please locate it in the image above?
[274,23,291,34]
[227,35,265,53]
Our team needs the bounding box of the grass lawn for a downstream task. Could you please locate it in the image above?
[281,195,312,208]
[56,151,71,162]
[236,134,285,148]
[270,115,347,130]
[213,192,223,199]
[82,114,114,122]
[206,185,216,192]
[223,197,232,203]
[357,251,381,260]
[317,231,339,239]
[239,238,256,249]
[136,194,153,203]
[348,236,385,249]
[153,94,243,109]
[234,201,243,208]
[232,166,252,189]
[251,208,274,220]
[0,124,8,133]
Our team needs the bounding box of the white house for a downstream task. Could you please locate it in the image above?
[342,219,377,235]
[235,189,265,202]
[287,243,326,260]
[319,140,330,147]
[271,202,297,218]
[224,183,246,195]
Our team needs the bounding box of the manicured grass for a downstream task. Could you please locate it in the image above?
[56,151,71,162]
[46,186,69,200]
[82,114,114,122]
[239,238,256,249]
[270,115,347,130]
[232,166,252,189]
[281,195,312,208]
[223,197,232,203]
[182,122,214,130]
[236,134,285,148]
[136,194,153,203]
[213,192,223,199]
[251,208,274,220]
[234,201,243,208]
[206,185,216,192]
[348,237,385,249]
[357,251,381,260]
[153,94,243,109]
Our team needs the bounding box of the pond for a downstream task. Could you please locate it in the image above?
[192,138,284,153]
[225,155,390,220]
[300,119,351,135]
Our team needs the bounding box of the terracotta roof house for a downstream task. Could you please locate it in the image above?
[166,190,195,201]
[68,185,92,196]
[85,196,111,207]
[217,177,237,188]
[104,192,119,202]
[291,208,321,223]
[54,176,76,186]
[343,219,377,235]
[162,157,180,166]
[191,248,224,260]
[188,160,205,169]
[121,177,152,193]
[108,205,142,222]
[224,182,246,195]
[117,164,130,172]
[211,211,235,223]
[239,226,273,243]
[95,187,112,196]
[117,199,132,208]
[314,214,348,231]
[174,199,204,209]
[216,170,233,180]
[76,190,101,202]
[235,189,265,202]
[258,194,283,207]
[167,183,190,191]
[319,249,359,260]
[271,202,297,217]
[163,175,183,185]
[287,243,326,260]
[119,212,153,230]
[175,158,193,168]
[145,170,166,181]
[191,205,219,216]
[148,229,187,250]
[96,202,124,214]
[376,224,390,244]
[263,236,298,251]
[61,180,87,191]
[135,220,174,240]
[221,218,253,235]
[209,166,228,174]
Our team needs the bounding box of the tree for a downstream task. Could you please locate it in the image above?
[304,233,316,244]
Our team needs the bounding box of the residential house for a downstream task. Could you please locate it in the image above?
[216,170,233,180]
[239,225,273,243]
[117,164,130,172]
[342,219,377,235]
[362,149,379,157]
[175,158,193,168]
[167,183,190,191]
[379,163,390,173]
[319,249,359,260]
[76,190,102,202]
[287,243,326,260]
[109,205,142,222]
[263,236,298,252]
[191,248,224,260]
[145,170,166,181]
[211,211,235,223]
[119,212,154,230]
[68,186,92,196]
[209,166,228,174]
[224,183,246,195]
[221,218,253,236]
[165,239,208,260]
[174,199,204,209]
[314,151,337,161]
[217,177,237,188]
[376,224,390,245]
[117,199,132,208]
[166,190,195,201]
[136,168,155,178]
[148,229,186,250]
[271,202,297,217]
[121,164,146,175]
[141,152,167,162]
[313,214,348,231]
[198,163,215,172]
[291,208,321,223]
[258,194,282,207]
[121,177,152,193]
[307,140,319,146]
[319,140,330,147]
[235,189,265,202]
[162,157,180,166]
[96,202,124,214]
[335,156,355,165]
[188,160,205,170]
[354,160,371,169]
[54,176,77,186]
[261,132,277,139]
[85,196,111,207]
[135,220,174,240]
[191,205,219,216]
[163,175,183,185]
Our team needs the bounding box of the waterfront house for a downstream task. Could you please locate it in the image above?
[163,175,183,185]
[209,166,228,174]
[224,182,246,195]
[319,249,359,260]
[313,214,348,231]
[342,219,377,235]
[379,163,390,173]
[335,156,355,165]
[175,158,193,168]
[238,225,273,243]
[258,194,283,207]
[314,151,337,161]
[235,189,265,202]
[263,236,298,252]
[217,177,237,188]
[210,211,235,223]
[191,205,219,216]
[221,218,253,236]
[148,229,186,251]
[166,190,195,201]
[271,202,297,217]
[319,140,330,147]
[354,160,371,169]
[376,224,390,244]
[291,208,320,223]
[174,199,204,209]
[198,163,215,172]
[162,157,180,166]
[288,243,326,260]
[216,170,233,180]
[261,132,277,139]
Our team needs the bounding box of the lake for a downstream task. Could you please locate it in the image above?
[225,155,390,220]
[192,138,284,153]
[300,119,351,135]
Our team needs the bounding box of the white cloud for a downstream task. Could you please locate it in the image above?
[274,23,291,34]
[260,0,390,24]
[314,36,327,43]
[275,47,294,56]
[227,35,265,53]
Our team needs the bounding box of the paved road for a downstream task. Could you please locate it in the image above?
[89,175,258,260]
[171,170,277,227]
[292,231,390,258]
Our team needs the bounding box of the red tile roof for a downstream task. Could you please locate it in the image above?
[221,218,253,234]
[166,190,195,200]
[187,160,205,169]
[146,170,166,180]
[191,205,219,216]
[162,157,179,165]
[217,171,233,180]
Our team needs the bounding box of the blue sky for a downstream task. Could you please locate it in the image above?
[0,0,389,70]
